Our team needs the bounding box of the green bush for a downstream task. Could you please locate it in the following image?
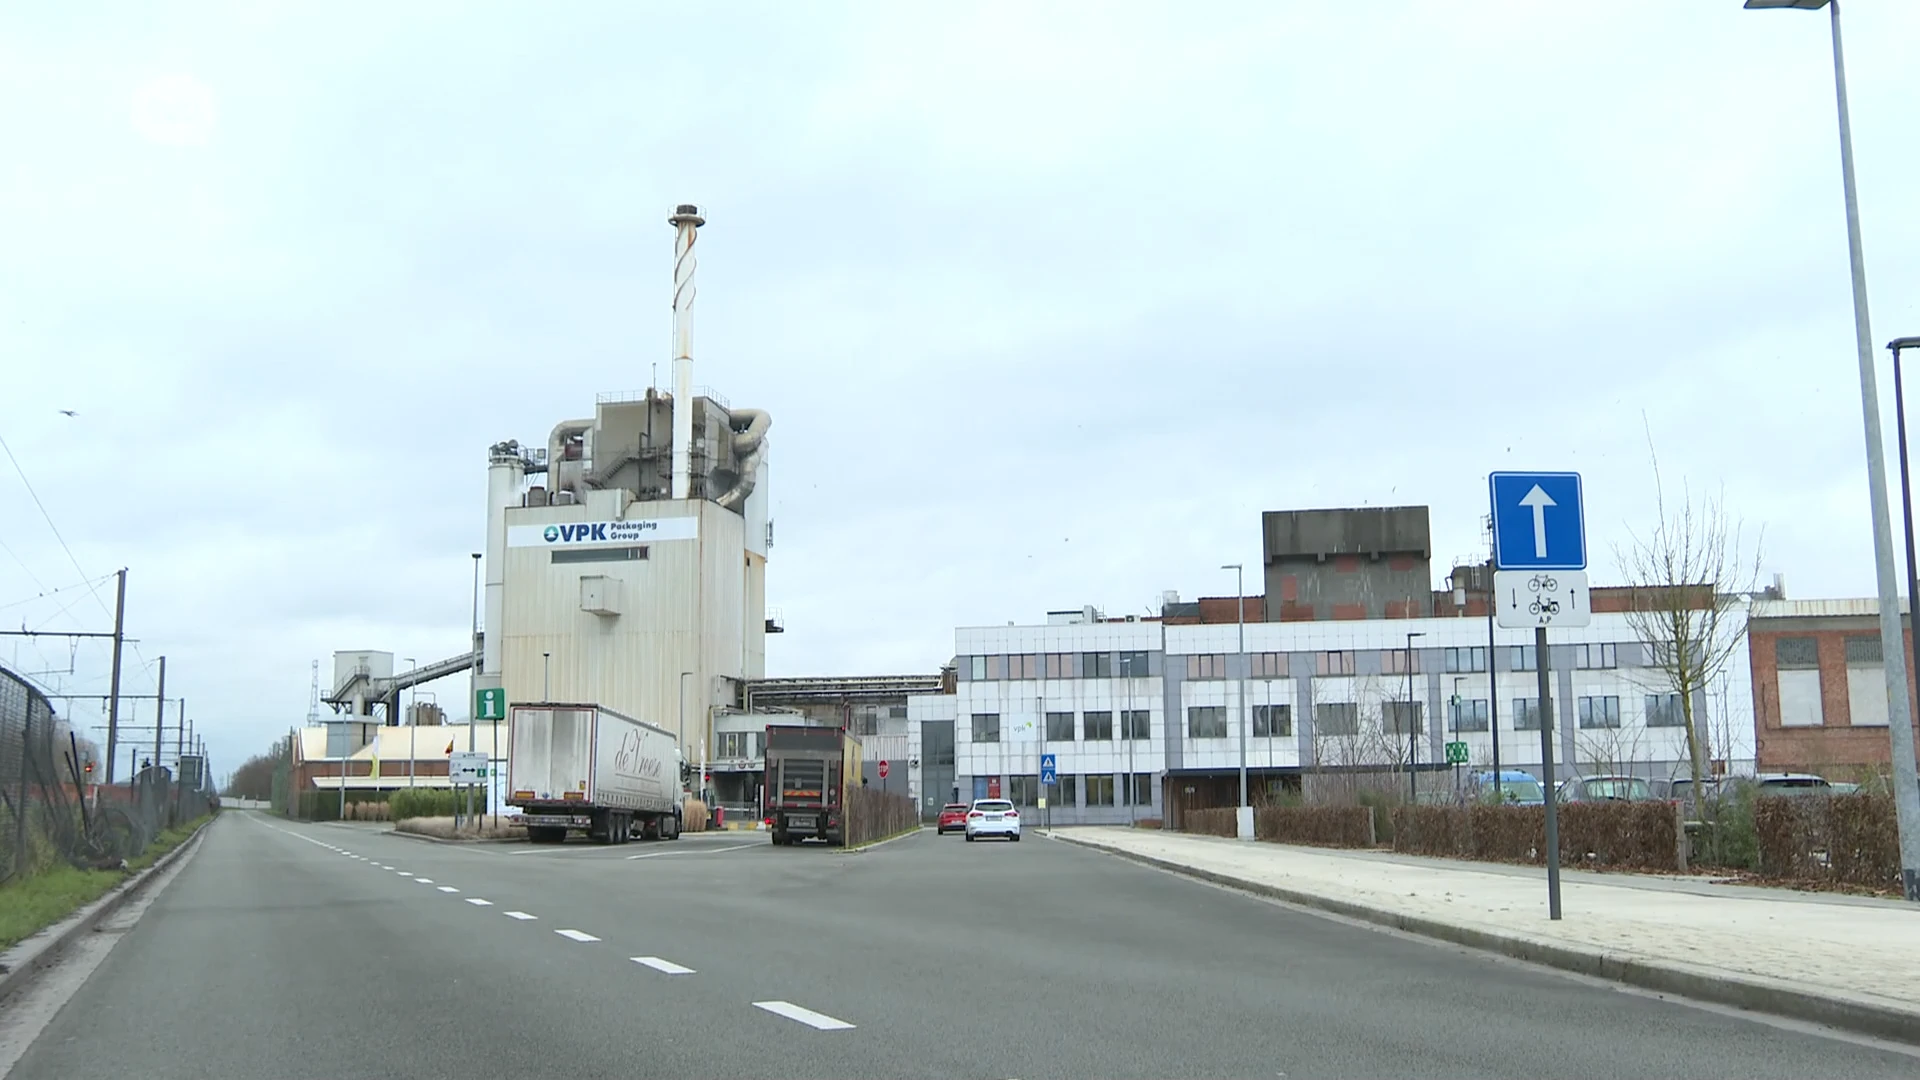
[389,788,484,821]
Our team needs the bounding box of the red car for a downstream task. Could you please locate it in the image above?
[935,803,969,835]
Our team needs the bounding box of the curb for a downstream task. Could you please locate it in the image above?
[0,815,214,1005]
[1053,833,1920,1046]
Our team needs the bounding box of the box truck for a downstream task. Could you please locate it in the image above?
[507,703,686,844]
[764,724,862,846]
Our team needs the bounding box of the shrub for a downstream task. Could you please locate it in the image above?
[1754,792,1899,888]
[1182,808,1237,837]
[1254,805,1375,847]
[389,788,486,821]
[1391,801,1684,870]
[842,787,916,846]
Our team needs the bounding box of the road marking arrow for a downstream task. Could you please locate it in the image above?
[1519,484,1556,558]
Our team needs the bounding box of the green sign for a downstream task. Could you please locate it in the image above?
[475,687,507,721]
[1445,741,1470,765]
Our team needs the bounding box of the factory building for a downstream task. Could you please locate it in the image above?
[481,205,773,762]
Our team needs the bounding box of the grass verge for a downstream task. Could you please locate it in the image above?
[0,814,211,952]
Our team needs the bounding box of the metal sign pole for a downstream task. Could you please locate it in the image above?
[1536,625,1561,921]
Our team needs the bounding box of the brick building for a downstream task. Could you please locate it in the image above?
[1748,598,1920,780]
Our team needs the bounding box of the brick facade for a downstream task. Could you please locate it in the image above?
[1749,607,1920,779]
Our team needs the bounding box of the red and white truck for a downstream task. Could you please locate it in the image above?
[507,702,686,844]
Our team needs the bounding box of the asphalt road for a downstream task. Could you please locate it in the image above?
[5,813,1917,1079]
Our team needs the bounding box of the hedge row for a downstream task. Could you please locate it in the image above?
[1391,801,1684,871]
[1754,792,1899,888]
[1184,808,1237,838]
[390,788,484,821]
[843,787,916,846]
[1255,805,1375,848]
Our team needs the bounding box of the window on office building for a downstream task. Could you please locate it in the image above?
[1445,646,1487,674]
[1084,774,1116,806]
[1450,698,1490,732]
[1187,706,1228,738]
[1315,702,1359,736]
[1316,650,1355,676]
[1511,645,1537,672]
[986,654,1005,680]
[1083,651,1112,678]
[1008,775,1040,806]
[1574,643,1618,670]
[1044,652,1072,678]
[1082,710,1113,741]
[1250,652,1287,678]
[1045,711,1075,742]
[1123,773,1153,806]
[1845,636,1883,665]
[1382,649,1421,675]
[1578,695,1621,729]
[1512,698,1542,731]
[1121,710,1151,740]
[1254,704,1292,738]
[1005,653,1037,680]
[1187,653,1228,679]
[968,655,987,680]
[1053,773,1078,806]
[970,713,1000,743]
[1645,693,1685,728]
[1383,700,1423,735]
[1117,650,1151,677]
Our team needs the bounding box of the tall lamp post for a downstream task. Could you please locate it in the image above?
[1405,631,1425,803]
[1890,337,1920,707]
[468,552,481,828]
[1746,0,1920,901]
[1222,563,1248,812]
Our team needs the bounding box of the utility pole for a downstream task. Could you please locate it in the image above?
[105,568,127,785]
[151,655,166,791]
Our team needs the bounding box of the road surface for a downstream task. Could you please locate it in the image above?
[4,813,1915,1079]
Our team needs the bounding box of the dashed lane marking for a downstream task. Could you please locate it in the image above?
[753,1000,855,1031]
[555,929,599,942]
[631,956,695,975]
[504,911,537,921]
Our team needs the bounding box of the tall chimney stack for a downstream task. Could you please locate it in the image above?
[668,203,704,501]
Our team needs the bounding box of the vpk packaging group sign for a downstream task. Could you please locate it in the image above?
[507,516,699,549]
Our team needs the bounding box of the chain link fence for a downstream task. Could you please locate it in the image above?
[1,663,214,884]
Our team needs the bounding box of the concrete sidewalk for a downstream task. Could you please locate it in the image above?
[1052,827,1920,1044]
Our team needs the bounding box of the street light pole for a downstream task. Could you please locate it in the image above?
[1890,337,1920,713]
[468,552,481,829]
[1406,631,1425,803]
[1222,563,1247,810]
[1747,0,1920,901]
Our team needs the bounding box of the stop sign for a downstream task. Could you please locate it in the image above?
[878,760,890,779]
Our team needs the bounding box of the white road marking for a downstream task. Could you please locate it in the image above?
[414,878,434,884]
[753,1000,855,1030]
[625,842,760,860]
[504,911,537,921]
[555,929,599,942]
[437,886,459,893]
[465,898,493,906]
[396,871,413,877]
[631,956,695,975]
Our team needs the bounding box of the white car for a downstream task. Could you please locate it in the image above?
[964,799,1021,842]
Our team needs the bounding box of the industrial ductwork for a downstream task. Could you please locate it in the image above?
[715,407,770,510]
[548,419,592,497]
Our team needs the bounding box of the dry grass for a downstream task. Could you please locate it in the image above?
[393,815,527,841]
[681,798,708,832]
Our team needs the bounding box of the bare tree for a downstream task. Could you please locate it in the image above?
[1614,431,1764,799]
[1575,717,1648,779]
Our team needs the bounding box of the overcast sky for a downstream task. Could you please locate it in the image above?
[4,1,1919,778]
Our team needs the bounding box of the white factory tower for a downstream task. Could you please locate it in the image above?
[479,205,772,759]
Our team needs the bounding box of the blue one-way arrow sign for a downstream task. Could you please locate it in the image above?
[1040,753,1057,785]
[1489,471,1586,570]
